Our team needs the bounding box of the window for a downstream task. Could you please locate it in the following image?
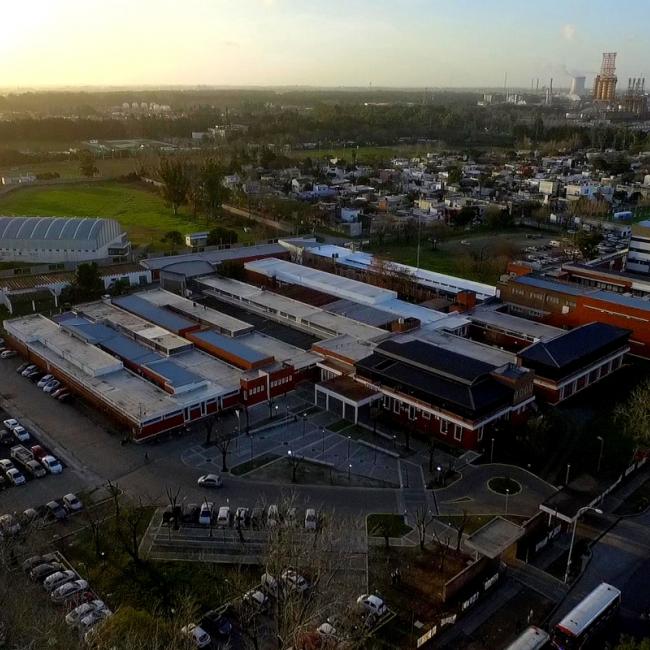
[440,419,449,434]
[408,405,416,420]
[393,400,400,414]
[477,427,483,442]
[454,425,463,442]
[422,411,431,420]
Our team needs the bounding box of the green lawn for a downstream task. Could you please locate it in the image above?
[0,181,266,248]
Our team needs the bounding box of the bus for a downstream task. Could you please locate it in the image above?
[504,625,550,650]
[551,582,621,649]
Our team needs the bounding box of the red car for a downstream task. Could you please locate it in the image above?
[31,445,47,461]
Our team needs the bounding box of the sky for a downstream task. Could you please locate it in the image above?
[1,0,647,89]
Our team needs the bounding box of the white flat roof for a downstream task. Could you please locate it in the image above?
[171,349,242,393]
[245,257,397,306]
[306,245,497,299]
[239,332,321,370]
[469,306,563,342]
[136,288,253,336]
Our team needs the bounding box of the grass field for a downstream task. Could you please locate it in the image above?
[0,181,270,247]
[0,156,141,180]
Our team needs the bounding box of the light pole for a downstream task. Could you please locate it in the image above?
[505,488,510,516]
[234,408,240,434]
[436,465,443,486]
[274,404,279,419]
[416,211,422,270]
[490,437,495,463]
[564,506,602,583]
[302,413,307,438]
[348,463,352,481]
[596,436,604,473]
[347,434,352,459]
[321,426,325,454]
[565,463,571,486]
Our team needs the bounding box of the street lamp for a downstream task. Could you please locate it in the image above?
[505,488,510,515]
[302,413,307,438]
[436,465,443,486]
[234,409,241,436]
[563,506,603,583]
[490,437,495,463]
[347,434,352,459]
[596,436,604,473]
[321,426,325,454]
[274,404,279,419]
[348,463,352,480]
[565,463,571,486]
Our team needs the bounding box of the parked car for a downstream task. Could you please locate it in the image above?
[356,594,387,617]
[317,620,338,640]
[6,468,26,486]
[26,370,41,380]
[57,392,72,403]
[1,350,17,359]
[12,426,30,442]
[0,475,6,490]
[305,508,317,530]
[62,493,83,512]
[22,552,58,573]
[0,458,15,473]
[65,600,107,627]
[46,501,67,521]
[21,365,37,376]
[41,455,63,474]
[217,506,230,527]
[235,507,249,527]
[281,569,309,593]
[43,570,77,593]
[21,507,40,524]
[51,387,67,398]
[31,444,47,461]
[78,608,112,633]
[16,362,31,374]
[37,375,53,388]
[182,503,200,524]
[251,506,264,529]
[3,418,20,431]
[43,380,61,394]
[0,514,21,535]
[51,578,89,603]
[25,459,46,478]
[260,572,279,595]
[30,562,65,583]
[285,507,297,527]
[267,504,279,527]
[243,589,269,612]
[0,429,13,445]
[197,473,223,488]
[201,610,233,639]
[180,623,211,648]
[198,502,214,526]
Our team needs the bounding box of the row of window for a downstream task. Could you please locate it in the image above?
[270,376,291,388]
[559,355,622,399]
[382,395,466,441]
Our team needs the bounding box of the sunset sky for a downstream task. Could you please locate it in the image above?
[1,0,647,88]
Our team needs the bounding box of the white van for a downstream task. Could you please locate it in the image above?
[217,506,230,527]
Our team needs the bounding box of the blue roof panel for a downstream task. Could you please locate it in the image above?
[192,329,270,364]
[113,295,195,333]
[143,359,204,388]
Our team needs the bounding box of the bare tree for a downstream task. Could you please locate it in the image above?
[215,430,235,472]
[615,378,650,452]
[414,506,435,550]
[114,497,149,567]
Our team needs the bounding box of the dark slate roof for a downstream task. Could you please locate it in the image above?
[375,339,497,384]
[356,353,512,418]
[519,322,630,370]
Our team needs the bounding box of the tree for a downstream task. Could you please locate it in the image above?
[158,157,189,215]
[414,506,435,550]
[206,226,238,246]
[61,261,104,303]
[200,159,230,220]
[202,414,219,446]
[616,638,650,650]
[79,149,99,177]
[161,230,184,253]
[574,230,603,260]
[215,428,235,472]
[614,378,650,451]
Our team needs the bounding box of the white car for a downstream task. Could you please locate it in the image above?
[180,623,211,648]
[197,473,223,488]
[1,350,16,359]
[305,508,317,530]
[21,365,37,376]
[0,514,21,535]
[65,600,107,627]
[37,375,54,388]
[267,504,279,527]
[260,572,279,595]
[0,458,15,473]
[243,589,269,611]
[356,594,387,617]
[12,426,30,442]
[217,506,230,527]
[43,380,61,394]
[63,493,83,512]
[2,418,19,431]
[235,507,249,527]
[6,468,26,486]
[317,621,338,639]
[51,578,89,603]
[78,607,112,632]
[43,570,77,593]
[198,502,214,526]
[281,569,309,593]
[41,455,63,474]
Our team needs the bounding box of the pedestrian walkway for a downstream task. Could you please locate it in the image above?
[508,561,569,602]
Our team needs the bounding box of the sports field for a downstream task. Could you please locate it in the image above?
[0,182,268,247]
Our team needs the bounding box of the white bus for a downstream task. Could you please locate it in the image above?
[504,625,550,650]
[551,582,621,649]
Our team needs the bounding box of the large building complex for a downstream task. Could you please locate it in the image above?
[0,217,130,263]
[626,222,650,276]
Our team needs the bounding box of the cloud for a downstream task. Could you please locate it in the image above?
[561,24,576,41]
